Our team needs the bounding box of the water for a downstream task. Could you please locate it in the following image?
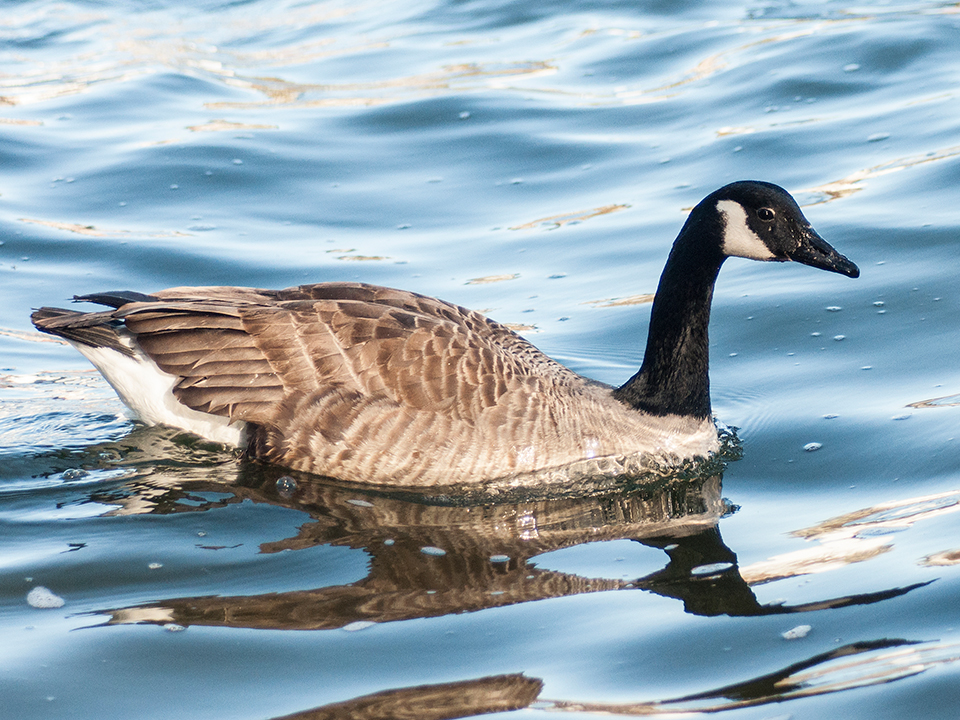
[2,1,960,718]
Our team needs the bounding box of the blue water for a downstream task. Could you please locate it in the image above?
[3,1,960,718]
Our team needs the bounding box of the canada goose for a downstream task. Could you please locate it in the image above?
[32,181,858,487]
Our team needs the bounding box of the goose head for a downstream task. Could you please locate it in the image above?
[620,181,859,420]
[704,180,860,278]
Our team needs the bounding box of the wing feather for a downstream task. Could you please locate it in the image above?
[50,282,571,431]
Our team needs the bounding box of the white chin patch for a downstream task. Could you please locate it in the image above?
[717,199,776,260]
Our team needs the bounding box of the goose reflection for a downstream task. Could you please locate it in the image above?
[265,637,960,720]
[269,673,543,720]
[89,436,925,631]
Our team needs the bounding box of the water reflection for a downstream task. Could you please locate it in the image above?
[270,674,542,720]
[9,424,944,717]
[740,488,960,585]
[804,144,960,204]
[263,637,960,719]
[85,443,923,631]
[6,1,940,122]
[543,638,960,716]
[508,204,630,231]
[2,1,559,112]
[910,392,960,408]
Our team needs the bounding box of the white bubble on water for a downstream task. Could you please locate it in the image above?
[782,624,812,640]
[691,562,734,575]
[275,476,297,497]
[343,621,375,632]
[27,586,65,609]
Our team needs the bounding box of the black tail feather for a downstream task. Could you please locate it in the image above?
[74,290,158,308]
[31,306,136,357]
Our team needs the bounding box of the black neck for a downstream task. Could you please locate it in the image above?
[613,213,726,419]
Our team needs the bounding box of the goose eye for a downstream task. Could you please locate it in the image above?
[757,207,776,222]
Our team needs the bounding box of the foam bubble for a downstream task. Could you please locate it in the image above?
[27,586,65,609]
[782,624,812,640]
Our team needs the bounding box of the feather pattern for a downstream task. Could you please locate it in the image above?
[34,281,716,486]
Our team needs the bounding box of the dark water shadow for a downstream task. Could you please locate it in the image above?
[71,427,926,631]
[21,425,942,718]
[270,673,543,720]
[272,636,960,720]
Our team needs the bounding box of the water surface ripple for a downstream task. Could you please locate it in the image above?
[2,1,960,718]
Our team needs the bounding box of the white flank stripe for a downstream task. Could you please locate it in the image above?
[70,337,247,447]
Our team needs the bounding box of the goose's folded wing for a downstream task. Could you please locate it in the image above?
[119,287,564,427]
[118,300,284,422]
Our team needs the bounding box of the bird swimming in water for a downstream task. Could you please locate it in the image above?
[32,181,859,488]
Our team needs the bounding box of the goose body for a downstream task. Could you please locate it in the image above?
[32,182,859,487]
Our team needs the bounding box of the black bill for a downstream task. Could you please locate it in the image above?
[788,229,860,278]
